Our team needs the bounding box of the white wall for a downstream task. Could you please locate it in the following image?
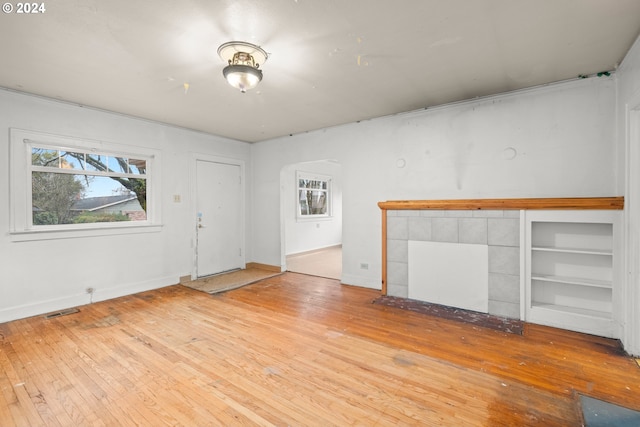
[251,77,617,289]
[0,89,251,322]
[617,34,640,356]
[282,160,342,256]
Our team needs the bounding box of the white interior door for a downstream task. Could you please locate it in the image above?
[196,160,242,277]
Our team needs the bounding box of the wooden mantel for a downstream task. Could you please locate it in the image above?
[378,197,624,295]
[378,196,624,211]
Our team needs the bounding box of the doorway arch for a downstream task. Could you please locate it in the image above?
[279,160,343,279]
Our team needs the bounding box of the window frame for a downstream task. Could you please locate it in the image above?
[10,129,162,241]
[296,170,332,221]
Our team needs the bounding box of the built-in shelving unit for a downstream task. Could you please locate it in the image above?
[525,210,620,337]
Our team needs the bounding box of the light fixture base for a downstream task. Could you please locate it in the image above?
[217,41,268,68]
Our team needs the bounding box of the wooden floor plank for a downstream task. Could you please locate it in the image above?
[8,322,88,427]
[1,272,639,426]
[0,348,35,427]
[0,340,49,426]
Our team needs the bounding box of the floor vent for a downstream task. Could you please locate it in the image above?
[44,308,79,319]
[580,395,640,426]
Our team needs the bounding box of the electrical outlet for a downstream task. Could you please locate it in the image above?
[360,263,369,270]
[86,287,94,294]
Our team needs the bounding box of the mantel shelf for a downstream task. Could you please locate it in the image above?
[378,197,624,211]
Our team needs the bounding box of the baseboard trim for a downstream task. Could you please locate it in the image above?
[0,275,177,323]
[287,244,342,258]
[340,273,381,290]
[246,262,282,273]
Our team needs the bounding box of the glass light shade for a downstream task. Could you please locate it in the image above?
[222,65,263,93]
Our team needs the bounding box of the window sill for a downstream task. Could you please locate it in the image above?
[10,223,163,242]
[296,216,333,223]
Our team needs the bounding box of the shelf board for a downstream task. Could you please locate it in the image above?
[531,303,612,319]
[378,196,624,211]
[531,274,612,289]
[532,246,612,256]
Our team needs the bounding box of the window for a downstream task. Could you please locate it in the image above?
[31,147,148,225]
[297,171,331,219]
[10,129,160,240]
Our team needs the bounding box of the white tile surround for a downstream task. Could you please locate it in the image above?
[386,209,521,318]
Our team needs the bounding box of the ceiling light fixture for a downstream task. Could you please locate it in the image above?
[217,41,268,93]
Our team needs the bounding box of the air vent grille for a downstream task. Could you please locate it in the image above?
[43,308,79,319]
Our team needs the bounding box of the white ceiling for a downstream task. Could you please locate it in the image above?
[2,0,640,143]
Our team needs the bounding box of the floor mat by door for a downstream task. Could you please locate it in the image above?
[182,268,282,294]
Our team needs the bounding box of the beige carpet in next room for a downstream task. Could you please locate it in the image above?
[286,245,342,280]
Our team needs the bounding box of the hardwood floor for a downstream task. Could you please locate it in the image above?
[1,272,639,426]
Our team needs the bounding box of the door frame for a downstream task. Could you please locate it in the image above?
[189,153,246,280]
[623,93,640,355]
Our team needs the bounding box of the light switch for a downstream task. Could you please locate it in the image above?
[173,194,181,203]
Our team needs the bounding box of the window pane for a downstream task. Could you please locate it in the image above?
[32,172,147,225]
[32,148,60,168]
[299,189,327,215]
[60,151,85,170]
[299,193,309,215]
[85,154,108,172]
[107,156,129,173]
[298,179,327,190]
[128,158,146,175]
[309,190,327,214]
[310,180,326,190]
[32,171,83,224]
